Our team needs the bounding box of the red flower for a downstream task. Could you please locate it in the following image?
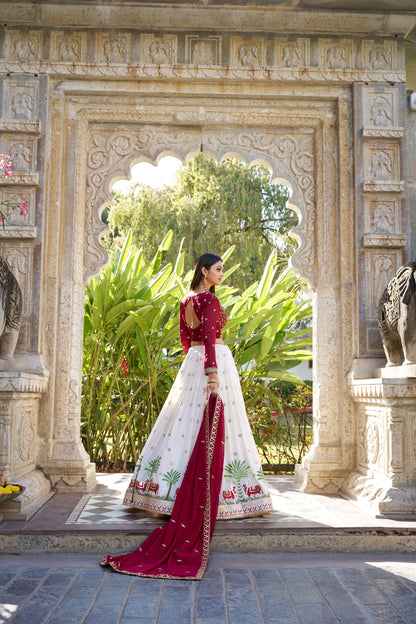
[20,201,28,216]
[121,358,128,378]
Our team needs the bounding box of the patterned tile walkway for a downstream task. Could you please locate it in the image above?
[0,552,415,624]
[62,473,416,529]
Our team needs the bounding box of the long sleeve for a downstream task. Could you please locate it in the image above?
[200,295,220,374]
[179,306,191,354]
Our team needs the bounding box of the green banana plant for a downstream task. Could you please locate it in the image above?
[82,233,312,471]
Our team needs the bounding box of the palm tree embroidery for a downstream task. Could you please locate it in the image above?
[161,469,181,500]
[256,468,265,481]
[224,459,250,503]
[144,456,161,494]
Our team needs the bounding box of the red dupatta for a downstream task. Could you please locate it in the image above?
[100,393,225,580]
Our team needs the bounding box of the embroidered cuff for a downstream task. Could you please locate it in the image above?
[205,367,218,374]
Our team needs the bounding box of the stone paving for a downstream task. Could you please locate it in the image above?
[0,552,416,624]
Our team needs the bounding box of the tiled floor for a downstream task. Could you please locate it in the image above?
[62,473,416,529]
[65,474,307,526]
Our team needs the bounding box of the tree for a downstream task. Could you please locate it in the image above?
[223,459,250,503]
[161,469,182,500]
[106,155,296,290]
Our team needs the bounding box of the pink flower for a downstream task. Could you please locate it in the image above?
[20,201,28,216]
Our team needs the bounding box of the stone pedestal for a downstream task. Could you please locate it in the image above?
[343,374,416,515]
[0,371,52,520]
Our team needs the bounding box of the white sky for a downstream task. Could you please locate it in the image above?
[112,156,183,193]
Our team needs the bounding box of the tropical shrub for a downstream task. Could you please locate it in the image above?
[81,232,312,470]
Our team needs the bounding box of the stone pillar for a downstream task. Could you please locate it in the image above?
[344,375,416,515]
[0,372,50,520]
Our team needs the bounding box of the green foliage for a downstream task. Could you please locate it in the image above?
[249,383,313,468]
[106,155,296,290]
[82,232,312,471]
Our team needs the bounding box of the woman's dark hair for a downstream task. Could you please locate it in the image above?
[190,253,222,294]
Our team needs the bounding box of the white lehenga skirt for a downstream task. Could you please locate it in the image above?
[123,344,273,519]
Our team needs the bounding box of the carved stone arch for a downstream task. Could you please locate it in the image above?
[84,126,315,286]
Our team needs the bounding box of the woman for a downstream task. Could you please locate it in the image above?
[101,254,272,579]
[123,253,273,520]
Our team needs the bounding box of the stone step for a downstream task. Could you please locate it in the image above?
[2,526,416,555]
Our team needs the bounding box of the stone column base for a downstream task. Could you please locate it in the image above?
[0,469,53,521]
[0,372,51,520]
[347,376,416,516]
[294,442,348,493]
[46,460,96,491]
[342,471,416,516]
[294,462,345,493]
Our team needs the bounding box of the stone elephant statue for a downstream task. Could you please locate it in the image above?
[0,256,22,361]
[378,261,416,367]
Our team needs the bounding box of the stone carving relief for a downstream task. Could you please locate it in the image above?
[275,39,310,68]
[362,199,405,249]
[318,39,354,69]
[5,31,43,61]
[362,40,396,71]
[369,95,393,127]
[186,36,221,65]
[2,136,37,173]
[85,127,196,281]
[388,414,405,483]
[17,410,36,464]
[207,132,315,283]
[371,150,392,180]
[369,200,398,234]
[365,250,403,320]
[3,78,39,124]
[85,125,316,285]
[230,38,265,67]
[378,263,416,367]
[363,144,402,191]
[0,188,34,225]
[141,35,177,64]
[365,417,380,464]
[51,31,87,62]
[0,410,11,471]
[362,87,403,138]
[97,34,130,64]
[0,246,32,348]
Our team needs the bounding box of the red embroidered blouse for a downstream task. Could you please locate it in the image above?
[179,291,227,374]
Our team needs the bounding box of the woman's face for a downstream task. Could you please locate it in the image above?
[204,261,224,287]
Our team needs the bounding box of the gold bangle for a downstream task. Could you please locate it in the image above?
[207,378,219,385]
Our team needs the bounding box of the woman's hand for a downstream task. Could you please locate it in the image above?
[204,373,219,398]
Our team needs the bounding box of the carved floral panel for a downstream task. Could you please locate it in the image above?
[275,39,310,68]
[318,39,354,69]
[96,33,131,64]
[0,187,36,226]
[3,78,39,122]
[230,37,266,67]
[365,249,403,320]
[362,40,397,71]
[12,404,37,474]
[185,36,221,65]
[50,31,88,63]
[1,135,37,174]
[363,144,400,184]
[364,198,400,235]
[141,34,177,64]
[84,125,316,285]
[364,88,396,128]
[5,30,43,61]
